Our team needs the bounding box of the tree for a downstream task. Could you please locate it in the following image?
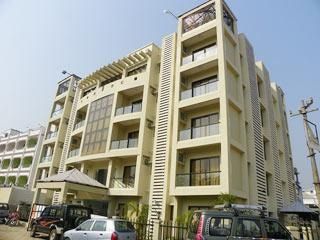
[213,192,237,206]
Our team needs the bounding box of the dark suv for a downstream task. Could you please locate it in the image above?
[187,205,293,240]
[30,204,92,240]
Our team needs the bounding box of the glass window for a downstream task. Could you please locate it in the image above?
[49,208,57,217]
[190,157,220,186]
[79,220,94,231]
[41,207,50,217]
[92,220,107,231]
[82,95,114,155]
[235,219,262,238]
[264,220,291,239]
[209,217,232,236]
[123,165,136,186]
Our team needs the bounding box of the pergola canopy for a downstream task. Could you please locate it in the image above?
[280,201,316,214]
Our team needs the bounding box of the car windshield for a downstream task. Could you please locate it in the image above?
[114,221,135,232]
[0,204,8,210]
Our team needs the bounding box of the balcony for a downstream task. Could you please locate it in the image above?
[181,81,218,100]
[115,103,142,116]
[41,155,52,163]
[182,3,215,33]
[46,131,58,140]
[182,45,217,66]
[74,120,85,130]
[110,138,138,149]
[176,171,220,186]
[110,177,135,188]
[68,148,80,158]
[179,123,219,141]
[51,108,63,118]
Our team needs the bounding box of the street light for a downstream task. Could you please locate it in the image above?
[163,9,178,20]
[62,70,72,77]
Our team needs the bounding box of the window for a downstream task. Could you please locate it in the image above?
[96,169,107,185]
[235,219,262,238]
[92,220,107,231]
[49,208,57,217]
[132,99,142,112]
[127,131,139,148]
[82,95,114,155]
[190,157,220,186]
[264,220,291,239]
[209,217,232,236]
[57,80,70,96]
[41,207,50,217]
[191,113,219,138]
[79,220,94,231]
[191,76,218,97]
[123,165,136,186]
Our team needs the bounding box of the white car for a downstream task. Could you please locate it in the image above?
[64,218,137,240]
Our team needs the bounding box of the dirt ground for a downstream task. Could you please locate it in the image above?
[0,223,46,240]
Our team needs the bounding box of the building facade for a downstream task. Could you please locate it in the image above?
[33,0,295,219]
[0,127,45,189]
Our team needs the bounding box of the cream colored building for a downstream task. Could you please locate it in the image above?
[33,0,295,219]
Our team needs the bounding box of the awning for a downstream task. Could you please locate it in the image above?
[280,201,316,214]
[37,168,107,189]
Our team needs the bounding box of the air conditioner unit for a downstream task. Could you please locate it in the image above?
[150,86,158,96]
[146,119,155,129]
[143,155,152,166]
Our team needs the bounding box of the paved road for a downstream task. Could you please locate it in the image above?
[0,223,46,240]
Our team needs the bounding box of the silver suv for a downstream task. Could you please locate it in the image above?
[187,204,293,240]
[64,218,136,240]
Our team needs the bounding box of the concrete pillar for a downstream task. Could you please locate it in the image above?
[57,185,68,204]
[152,219,162,240]
[32,188,42,204]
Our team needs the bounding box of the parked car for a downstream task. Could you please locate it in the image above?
[187,204,294,240]
[0,203,9,223]
[64,218,137,240]
[30,204,92,240]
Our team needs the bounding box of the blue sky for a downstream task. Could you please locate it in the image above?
[0,0,319,189]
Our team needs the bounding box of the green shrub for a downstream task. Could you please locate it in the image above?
[0,176,5,184]
[2,159,10,169]
[12,158,21,168]
[17,176,28,187]
[22,157,33,168]
[27,138,38,148]
[7,176,16,185]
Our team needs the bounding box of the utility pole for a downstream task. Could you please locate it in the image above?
[290,98,320,205]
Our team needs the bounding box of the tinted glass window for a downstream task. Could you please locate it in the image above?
[92,221,107,231]
[49,208,57,217]
[264,220,291,239]
[209,217,232,236]
[68,207,90,218]
[235,219,262,238]
[41,207,50,217]
[79,220,93,231]
[189,212,201,234]
[114,221,135,232]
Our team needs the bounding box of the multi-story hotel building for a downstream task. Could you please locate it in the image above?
[33,0,295,219]
[0,127,45,205]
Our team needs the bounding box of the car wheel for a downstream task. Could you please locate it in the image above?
[30,224,36,237]
[49,228,58,240]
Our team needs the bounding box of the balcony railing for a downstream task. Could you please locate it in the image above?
[110,138,138,149]
[180,81,218,100]
[182,45,217,66]
[46,131,58,140]
[179,123,219,141]
[41,155,52,163]
[74,120,85,130]
[68,148,80,158]
[110,177,135,188]
[56,86,68,96]
[115,103,142,116]
[51,108,63,118]
[176,171,220,187]
[183,3,216,33]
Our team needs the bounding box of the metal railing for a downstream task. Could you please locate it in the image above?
[179,123,219,141]
[46,131,58,140]
[176,171,220,187]
[68,148,80,158]
[115,103,142,116]
[41,155,52,163]
[110,138,138,149]
[182,45,217,66]
[73,120,85,130]
[160,222,188,240]
[110,177,135,188]
[51,108,63,118]
[180,81,218,100]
